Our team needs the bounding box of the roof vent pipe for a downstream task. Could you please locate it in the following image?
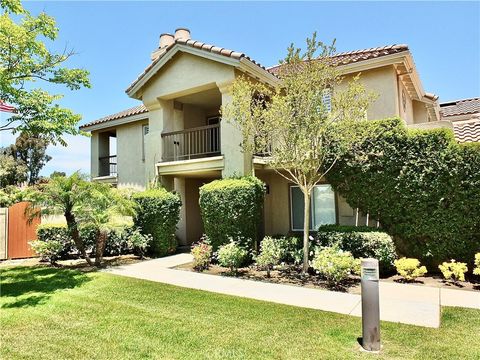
[159,33,175,48]
[174,28,191,41]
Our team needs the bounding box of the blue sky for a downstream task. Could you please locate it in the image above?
[1,1,479,176]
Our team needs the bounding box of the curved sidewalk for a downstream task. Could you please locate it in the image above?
[105,254,479,328]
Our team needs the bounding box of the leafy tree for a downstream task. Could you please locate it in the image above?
[8,133,51,185]
[0,0,90,145]
[222,33,376,272]
[27,173,136,267]
[50,171,66,178]
[0,150,27,187]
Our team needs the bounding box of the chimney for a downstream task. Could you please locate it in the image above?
[159,33,175,48]
[151,33,174,61]
[174,28,191,41]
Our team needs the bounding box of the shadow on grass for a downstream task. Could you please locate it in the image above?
[1,266,91,309]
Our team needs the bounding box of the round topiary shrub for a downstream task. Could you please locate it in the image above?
[133,188,181,257]
[199,176,265,250]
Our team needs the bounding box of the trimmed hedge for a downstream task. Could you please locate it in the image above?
[316,225,397,273]
[36,223,137,258]
[326,118,480,268]
[199,176,266,250]
[133,188,181,256]
[36,223,74,258]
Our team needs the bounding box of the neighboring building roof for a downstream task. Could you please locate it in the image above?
[452,119,480,143]
[440,97,480,118]
[126,38,269,95]
[80,104,148,130]
[268,44,409,76]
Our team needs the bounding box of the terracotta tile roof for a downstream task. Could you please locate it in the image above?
[126,38,268,94]
[80,104,148,129]
[453,118,480,143]
[268,44,409,76]
[440,97,480,117]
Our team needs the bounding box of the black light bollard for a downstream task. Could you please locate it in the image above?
[361,258,380,352]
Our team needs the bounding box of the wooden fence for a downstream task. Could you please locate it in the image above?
[1,202,40,260]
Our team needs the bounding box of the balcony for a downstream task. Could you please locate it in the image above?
[161,124,221,162]
[98,155,117,177]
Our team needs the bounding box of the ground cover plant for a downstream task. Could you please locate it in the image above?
[1,266,479,360]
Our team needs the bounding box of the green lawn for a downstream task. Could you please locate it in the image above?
[1,266,479,360]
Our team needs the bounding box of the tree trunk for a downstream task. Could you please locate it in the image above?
[302,189,311,274]
[65,211,93,266]
[94,229,108,267]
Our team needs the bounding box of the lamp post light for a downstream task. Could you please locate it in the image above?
[361,258,381,352]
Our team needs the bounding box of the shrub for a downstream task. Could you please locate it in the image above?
[133,188,181,256]
[217,240,248,274]
[438,260,468,283]
[255,237,283,277]
[317,225,397,273]
[394,257,427,281]
[29,239,63,265]
[191,235,213,271]
[311,246,360,286]
[474,253,480,276]
[327,118,480,268]
[127,229,152,259]
[199,176,265,250]
[36,223,74,258]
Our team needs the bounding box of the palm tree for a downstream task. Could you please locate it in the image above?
[28,172,136,267]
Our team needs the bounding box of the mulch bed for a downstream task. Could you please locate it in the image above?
[175,262,480,293]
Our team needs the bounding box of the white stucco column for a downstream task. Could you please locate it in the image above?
[218,81,252,177]
[90,132,110,178]
[144,99,175,184]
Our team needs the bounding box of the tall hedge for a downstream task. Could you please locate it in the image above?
[133,188,181,256]
[326,118,480,268]
[199,176,266,250]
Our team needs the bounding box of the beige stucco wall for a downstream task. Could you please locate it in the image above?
[412,100,429,123]
[142,52,235,105]
[256,171,372,236]
[116,121,148,189]
[341,65,399,120]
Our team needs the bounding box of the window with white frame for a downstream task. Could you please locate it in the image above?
[290,184,336,231]
[322,88,332,112]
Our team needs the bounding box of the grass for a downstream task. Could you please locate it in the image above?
[1,266,479,360]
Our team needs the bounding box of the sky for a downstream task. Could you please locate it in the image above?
[1,1,479,176]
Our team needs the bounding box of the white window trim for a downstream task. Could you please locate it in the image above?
[289,184,336,231]
[142,124,149,161]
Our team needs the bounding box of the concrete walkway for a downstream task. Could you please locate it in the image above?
[105,254,479,328]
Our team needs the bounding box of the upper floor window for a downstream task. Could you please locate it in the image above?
[290,184,336,231]
[322,88,332,113]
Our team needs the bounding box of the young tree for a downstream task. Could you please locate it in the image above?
[0,0,90,145]
[0,149,27,187]
[222,33,376,273]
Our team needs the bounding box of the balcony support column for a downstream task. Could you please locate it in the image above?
[144,99,175,184]
[218,81,253,177]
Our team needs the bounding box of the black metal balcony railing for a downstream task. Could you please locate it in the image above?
[98,155,117,177]
[161,124,221,162]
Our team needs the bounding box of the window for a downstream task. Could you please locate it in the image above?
[290,184,336,231]
[322,88,332,112]
[142,125,149,161]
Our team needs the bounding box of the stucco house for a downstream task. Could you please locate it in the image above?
[80,28,466,246]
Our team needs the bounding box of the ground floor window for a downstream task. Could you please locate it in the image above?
[290,184,336,231]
